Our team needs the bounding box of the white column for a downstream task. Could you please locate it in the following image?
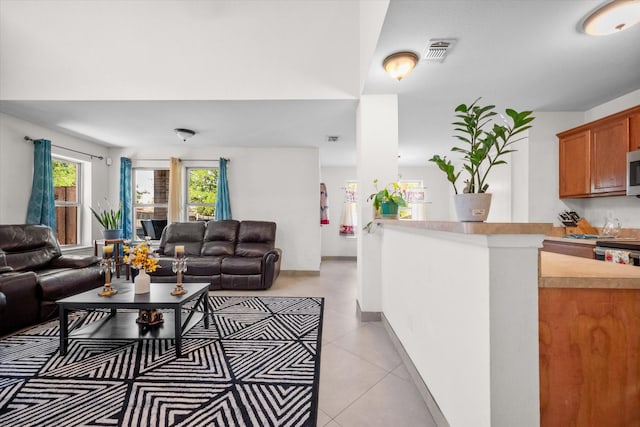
[356,94,399,318]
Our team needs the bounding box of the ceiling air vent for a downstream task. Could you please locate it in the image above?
[423,39,456,63]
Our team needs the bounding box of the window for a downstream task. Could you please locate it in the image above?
[133,169,169,239]
[52,158,81,245]
[399,180,426,220]
[185,167,218,221]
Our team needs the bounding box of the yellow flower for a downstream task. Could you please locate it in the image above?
[125,241,159,272]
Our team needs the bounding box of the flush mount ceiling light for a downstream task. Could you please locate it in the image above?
[383,51,419,81]
[174,128,195,142]
[582,0,640,36]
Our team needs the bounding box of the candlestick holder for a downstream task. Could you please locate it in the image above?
[171,257,188,296]
[98,257,118,297]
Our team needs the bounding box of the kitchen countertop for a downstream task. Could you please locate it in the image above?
[539,251,640,289]
[378,219,552,235]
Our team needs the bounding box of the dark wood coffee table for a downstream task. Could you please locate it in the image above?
[57,282,210,357]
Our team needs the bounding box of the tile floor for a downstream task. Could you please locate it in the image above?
[212,259,437,427]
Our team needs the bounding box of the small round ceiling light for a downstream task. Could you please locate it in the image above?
[582,0,640,36]
[383,51,419,81]
[174,128,196,142]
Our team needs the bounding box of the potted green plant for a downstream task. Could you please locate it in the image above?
[429,98,535,221]
[90,202,122,239]
[367,179,407,218]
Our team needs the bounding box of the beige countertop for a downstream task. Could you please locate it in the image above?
[539,251,640,289]
[378,219,552,235]
[542,236,640,246]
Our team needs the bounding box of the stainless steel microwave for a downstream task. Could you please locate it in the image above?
[628,149,640,196]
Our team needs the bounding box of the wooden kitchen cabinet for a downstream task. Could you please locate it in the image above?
[630,110,640,151]
[558,105,640,198]
[559,130,590,198]
[590,117,629,195]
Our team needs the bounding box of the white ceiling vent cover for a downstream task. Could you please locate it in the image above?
[423,39,457,63]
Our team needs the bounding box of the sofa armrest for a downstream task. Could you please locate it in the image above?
[0,271,39,335]
[0,290,6,316]
[50,254,101,269]
[261,248,282,289]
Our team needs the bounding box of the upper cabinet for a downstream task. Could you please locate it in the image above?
[558,105,639,199]
[630,110,640,151]
[559,129,590,197]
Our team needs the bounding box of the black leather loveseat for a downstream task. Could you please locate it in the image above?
[0,224,105,335]
[148,220,281,290]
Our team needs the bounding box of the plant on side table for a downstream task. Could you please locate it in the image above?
[367,179,407,218]
[429,98,535,221]
[90,201,122,239]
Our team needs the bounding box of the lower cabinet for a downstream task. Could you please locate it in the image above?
[539,287,640,427]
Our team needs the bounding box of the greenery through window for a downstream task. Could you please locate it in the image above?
[52,158,80,245]
[186,168,218,221]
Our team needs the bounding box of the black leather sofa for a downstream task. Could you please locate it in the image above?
[0,224,105,335]
[148,220,281,290]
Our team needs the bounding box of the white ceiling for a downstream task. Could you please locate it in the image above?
[1,0,639,166]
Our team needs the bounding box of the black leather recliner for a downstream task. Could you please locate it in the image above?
[0,224,105,335]
[148,220,281,290]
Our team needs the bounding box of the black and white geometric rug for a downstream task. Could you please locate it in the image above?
[0,296,324,427]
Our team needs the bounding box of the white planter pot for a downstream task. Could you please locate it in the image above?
[454,193,492,222]
[134,269,151,294]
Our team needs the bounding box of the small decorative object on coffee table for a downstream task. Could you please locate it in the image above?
[136,308,164,326]
[171,245,187,296]
[124,239,162,325]
[98,245,118,297]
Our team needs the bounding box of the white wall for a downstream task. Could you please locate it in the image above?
[0,113,110,245]
[381,225,542,427]
[0,1,361,101]
[526,112,584,224]
[111,146,321,271]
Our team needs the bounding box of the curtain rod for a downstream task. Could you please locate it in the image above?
[24,136,104,160]
[133,158,229,162]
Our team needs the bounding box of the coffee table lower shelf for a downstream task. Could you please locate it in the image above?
[68,311,203,340]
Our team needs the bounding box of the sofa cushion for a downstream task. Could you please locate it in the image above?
[37,267,103,301]
[182,256,223,276]
[159,222,205,256]
[201,220,239,256]
[235,221,276,257]
[221,257,262,275]
[0,225,61,271]
[150,256,222,276]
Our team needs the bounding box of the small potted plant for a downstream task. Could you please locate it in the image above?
[429,98,535,221]
[367,179,407,218]
[90,201,122,239]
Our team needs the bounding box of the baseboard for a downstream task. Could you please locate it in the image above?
[279,270,321,276]
[321,256,357,261]
[356,300,381,322]
[381,313,450,427]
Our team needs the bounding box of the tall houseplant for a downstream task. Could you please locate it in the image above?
[429,98,534,221]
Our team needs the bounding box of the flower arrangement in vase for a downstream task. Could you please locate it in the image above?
[124,240,159,294]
